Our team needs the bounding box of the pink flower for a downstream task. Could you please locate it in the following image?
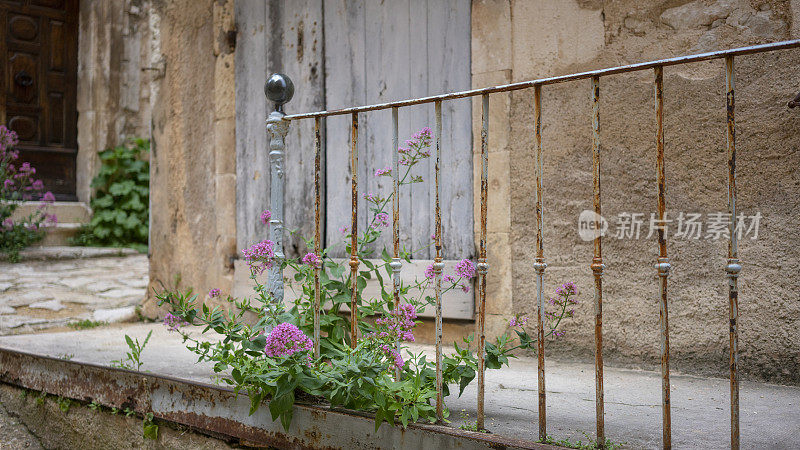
[3,179,13,189]
[363,193,379,202]
[455,259,477,279]
[208,288,221,298]
[372,212,389,229]
[339,225,348,234]
[31,179,44,191]
[42,191,55,203]
[461,283,470,293]
[424,264,435,280]
[302,252,321,268]
[242,239,276,274]
[260,210,272,225]
[509,315,529,327]
[380,344,405,370]
[163,312,188,331]
[264,323,313,358]
[375,166,391,177]
[1,218,13,230]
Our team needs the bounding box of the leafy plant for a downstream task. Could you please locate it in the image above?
[111,330,152,371]
[0,126,57,262]
[67,319,107,330]
[56,396,72,413]
[143,412,159,440]
[157,127,578,432]
[71,138,149,253]
[88,400,101,411]
[540,432,623,449]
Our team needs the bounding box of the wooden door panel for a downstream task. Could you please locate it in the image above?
[1,0,78,200]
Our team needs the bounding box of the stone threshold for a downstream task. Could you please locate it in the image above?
[1,246,140,262]
[0,346,550,450]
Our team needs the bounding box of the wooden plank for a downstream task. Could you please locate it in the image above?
[322,0,366,257]
[234,0,268,250]
[277,0,325,258]
[428,0,473,260]
[363,0,411,257]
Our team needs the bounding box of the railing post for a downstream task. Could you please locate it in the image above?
[725,55,741,450]
[590,75,606,448]
[532,83,548,442]
[264,73,294,304]
[653,65,672,450]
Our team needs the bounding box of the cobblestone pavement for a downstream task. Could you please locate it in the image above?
[0,247,148,335]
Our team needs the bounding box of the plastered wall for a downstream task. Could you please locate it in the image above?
[471,0,800,383]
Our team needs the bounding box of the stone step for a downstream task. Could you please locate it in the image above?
[10,201,91,223]
[38,223,83,246]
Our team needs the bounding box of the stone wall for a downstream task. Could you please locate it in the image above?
[470,0,800,383]
[76,0,152,204]
[142,0,237,316]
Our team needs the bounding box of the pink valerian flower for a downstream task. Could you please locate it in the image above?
[509,315,529,327]
[555,281,577,297]
[260,210,272,225]
[208,288,221,298]
[3,179,14,189]
[424,264,435,280]
[43,214,57,226]
[1,218,13,230]
[455,259,477,279]
[31,179,44,191]
[374,303,417,342]
[380,344,405,370]
[242,239,276,274]
[163,312,188,332]
[372,212,389,229]
[375,166,391,177]
[263,322,313,358]
[363,193,379,202]
[18,162,34,174]
[302,252,322,268]
[461,283,470,293]
[42,191,55,203]
[338,225,348,234]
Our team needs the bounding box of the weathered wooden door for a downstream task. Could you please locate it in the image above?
[0,0,79,200]
[236,0,472,260]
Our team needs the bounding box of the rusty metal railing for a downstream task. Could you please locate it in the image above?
[265,39,800,449]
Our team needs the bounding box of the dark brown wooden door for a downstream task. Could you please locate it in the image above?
[0,0,78,200]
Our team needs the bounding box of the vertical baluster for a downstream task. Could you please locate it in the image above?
[434,101,445,422]
[350,112,360,348]
[654,65,672,450]
[313,117,322,358]
[725,55,741,450]
[264,73,293,305]
[476,93,489,431]
[391,107,402,379]
[590,76,606,447]
[532,83,548,441]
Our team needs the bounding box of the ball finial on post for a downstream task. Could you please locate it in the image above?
[265,73,294,113]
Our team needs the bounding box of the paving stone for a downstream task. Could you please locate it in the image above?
[6,291,52,307]
[0,251,148,335]
[84,280,120,293]
[98,288,144,299]
[58,276,97,289]
[28,300,66,312]
[0,316,48,329]
[92,306,137,323]
[120,276,149,288]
